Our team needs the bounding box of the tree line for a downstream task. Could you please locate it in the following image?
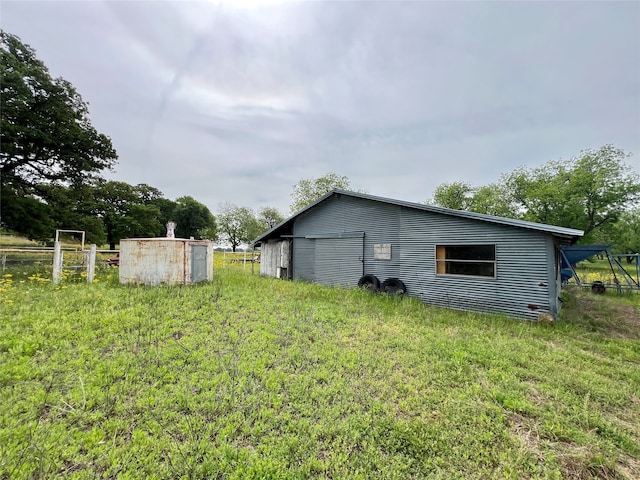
[2,171,290,252]
[283,162,639,258]
[428,145,640,256]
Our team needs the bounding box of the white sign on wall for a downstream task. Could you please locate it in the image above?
[374,243,392,260]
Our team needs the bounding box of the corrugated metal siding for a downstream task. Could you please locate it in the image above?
[293,195,402,285]
[293,238,315,281]
[398,208,554,320]
[315,237,362,286]
[290,195,558,320]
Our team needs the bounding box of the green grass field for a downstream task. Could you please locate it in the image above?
[1,262,639,479]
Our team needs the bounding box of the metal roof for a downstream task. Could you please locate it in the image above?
[252,189,584,245]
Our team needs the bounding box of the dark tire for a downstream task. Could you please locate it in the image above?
[358,274,380,292]
[382,278,406,295]
[591,281,606,294]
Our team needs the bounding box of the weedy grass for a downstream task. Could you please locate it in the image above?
[573,258,640,289]
[0,235,40,248]
[1,266,639,479]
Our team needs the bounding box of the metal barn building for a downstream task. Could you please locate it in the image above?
[253,190,583,320]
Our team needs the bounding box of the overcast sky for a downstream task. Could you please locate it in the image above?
[2,0,639,216]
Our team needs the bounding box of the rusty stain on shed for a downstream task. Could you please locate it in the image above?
[119,238,213,285]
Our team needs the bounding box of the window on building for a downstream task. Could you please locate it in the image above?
[436,244,496,278]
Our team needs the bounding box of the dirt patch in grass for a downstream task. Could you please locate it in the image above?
[616,456,640,480]
[509,412,542,457]
[554,441,622,480]
[561,288,640,340]
[509,412,636,480]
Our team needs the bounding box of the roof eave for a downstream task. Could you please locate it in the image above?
[252,190,345,246]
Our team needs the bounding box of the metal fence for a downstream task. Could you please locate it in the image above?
[0,246,119,281]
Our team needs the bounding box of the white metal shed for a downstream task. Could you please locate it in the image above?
[119,238,213,285]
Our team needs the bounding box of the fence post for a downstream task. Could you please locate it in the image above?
[52,241,62,285]
[87,244,97,283]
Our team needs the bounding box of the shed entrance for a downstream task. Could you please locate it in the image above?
[311,232,364,287]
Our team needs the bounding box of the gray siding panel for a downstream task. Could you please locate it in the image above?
[289,194,558,320]
[293,238,315,281]
[399,208,553,320]
[315,237,363,286]
[547,237,562,316]
[293,195,402,285]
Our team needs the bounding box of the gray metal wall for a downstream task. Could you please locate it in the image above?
[293,195,401,285]
[398,207,557,320]
[291,194,559,320]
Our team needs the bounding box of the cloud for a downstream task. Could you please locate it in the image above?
[1,0,638,216]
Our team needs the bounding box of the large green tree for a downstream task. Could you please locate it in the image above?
[217,203,260,252]
[0,187,54,240]
[257,206,284,231]
[93,181,171,249]
[0,31,117,195]
[594,208,640,261]
[173,196,216,240]
[1,31,117,240]
[289,172,352,214]
[94,181,141,249]
[1,181,107,244]
[430,146,640,242]
[429,181,517,217]
[430,181,474,211]
[506,146,640,238]
[44,182,107,245]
